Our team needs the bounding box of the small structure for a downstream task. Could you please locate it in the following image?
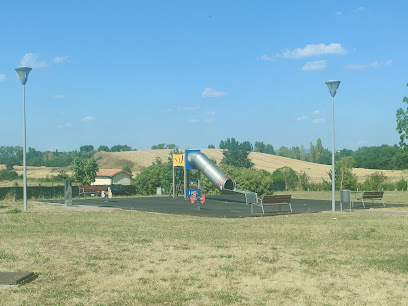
[91,169,132,186]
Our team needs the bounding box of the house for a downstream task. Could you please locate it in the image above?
[91,169,133,186]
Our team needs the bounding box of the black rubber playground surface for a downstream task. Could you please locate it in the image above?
[49,195,394,218]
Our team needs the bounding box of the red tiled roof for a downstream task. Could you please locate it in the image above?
[96,169,132,177]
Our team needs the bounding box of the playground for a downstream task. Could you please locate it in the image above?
[49,194,397,218]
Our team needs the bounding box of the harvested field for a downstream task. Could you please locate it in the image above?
[94,149,406,183]
[1,149,405,185]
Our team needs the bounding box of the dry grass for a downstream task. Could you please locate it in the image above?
[1,199,408,305]
[94,149,406,183]
[1,149,406,186]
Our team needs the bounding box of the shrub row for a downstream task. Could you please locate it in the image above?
[0,186,80,201]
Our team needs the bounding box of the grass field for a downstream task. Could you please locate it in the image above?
[1,194,408,305]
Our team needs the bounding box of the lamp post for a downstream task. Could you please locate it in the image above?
[15,66,32,212]
[325,80,340,212]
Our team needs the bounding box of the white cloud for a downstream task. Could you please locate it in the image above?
[207,111,216,115]
[296,115,309,121]
[313,110,321,115]
[0,74,5,82]
[353,6,367,14]
[20,53,48,68]
[259,54,274,61]
[302,60,327,71]
[336,11,343,16]
[346,60,392,70]
[181,105,200,111]
[204,119,215,124]
[279,43,347,59]
[53,56,69,64]
[188,118,200,123]
[52,94,65,99]
[82,116,95,122]
[313,118,326,124]
[160,108,174,113]
[202,88,228,98]
[57,122,72,129]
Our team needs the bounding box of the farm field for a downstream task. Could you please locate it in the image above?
[1,149,406,187]
[1,198,408,305]
[95,149,406,183]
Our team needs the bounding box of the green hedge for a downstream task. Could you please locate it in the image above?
[0,186,80,201]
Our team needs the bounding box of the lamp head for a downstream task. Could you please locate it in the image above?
[325,80,340,97]
[15,66,32,85]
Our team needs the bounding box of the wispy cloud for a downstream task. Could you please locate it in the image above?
[346,60,392,70]
[296,115,309,121]
[279,43,347,59]
[180,105,200,111]
[302,60,327,71]
[353,6,367,14]
[313,110,321,115]
[207,111,216,115]
[202,88,228,98]
[336,11,343,16]
[52,94,65,99]
[57,123,72,129]
[20,53,48,68]
[20,53,70,68]
[259,54,274,62]
[188,118,200,123]
[53,56,70,64]
[82,116,95,122]
[0,74,5,82]
[160,108,174,113]
[204,119,215,124]
[313,118,326,124]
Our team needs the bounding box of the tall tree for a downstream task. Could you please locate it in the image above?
[300,145,306,161]
[315,138,323,161]
[396,83,408,151]
[309,142,315,162]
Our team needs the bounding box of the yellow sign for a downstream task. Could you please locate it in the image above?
[173,154,185,167]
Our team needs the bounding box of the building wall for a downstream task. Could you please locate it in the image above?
[92,177,112,186]
[112,173,132,185]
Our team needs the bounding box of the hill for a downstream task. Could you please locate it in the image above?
[1,149,404,185]
[93,149,406,183]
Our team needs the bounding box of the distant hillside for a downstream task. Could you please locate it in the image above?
[94,149,405,183]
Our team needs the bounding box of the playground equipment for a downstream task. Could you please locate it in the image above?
[188,151,235,192]
[172,150,257,204]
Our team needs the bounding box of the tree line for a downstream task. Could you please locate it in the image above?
[211,137,408,170]
[0,144,134,168]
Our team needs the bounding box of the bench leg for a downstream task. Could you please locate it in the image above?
[382,198,385,207]
[362,200,366,208]
[289,203,293,213]
[261,204,264,214]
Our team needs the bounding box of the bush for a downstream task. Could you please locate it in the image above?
[396,179,408,191]
[0,169,19,181]
[362,172,387,191]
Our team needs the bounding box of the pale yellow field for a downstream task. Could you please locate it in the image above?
[1,149,406,185]
[94,149,406,183]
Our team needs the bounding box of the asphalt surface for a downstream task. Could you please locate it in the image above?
[48,194,396,218]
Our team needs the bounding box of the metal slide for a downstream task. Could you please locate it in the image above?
[187,152,257,203]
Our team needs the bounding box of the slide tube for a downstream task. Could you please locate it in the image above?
[188,152,236,192]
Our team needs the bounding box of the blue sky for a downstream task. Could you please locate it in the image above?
[1,1,407,152]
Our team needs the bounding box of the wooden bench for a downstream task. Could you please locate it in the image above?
[352,191,385,208]
[252,194,292,214]
[79,185,107,198]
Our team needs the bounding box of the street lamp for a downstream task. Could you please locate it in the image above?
[15,66,32,212]
[325,80,340,212]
